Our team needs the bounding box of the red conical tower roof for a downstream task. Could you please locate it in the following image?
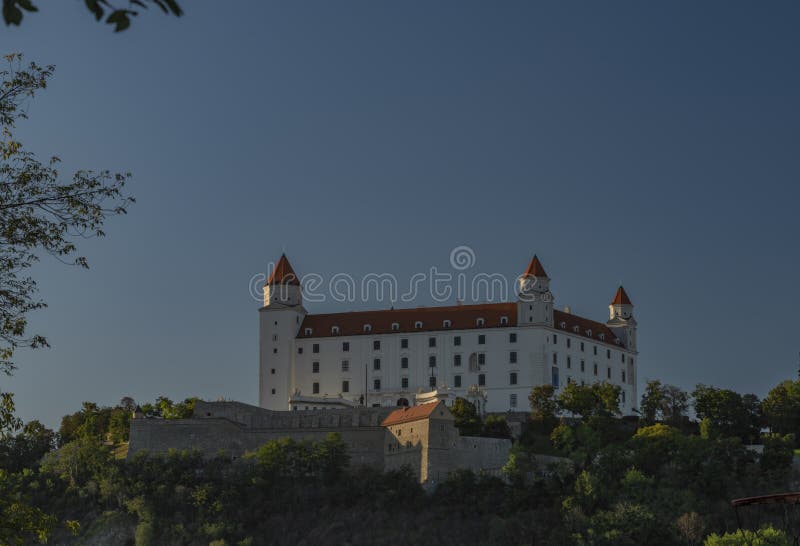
[611,286,632,305]
[267,254,300,285]
[523,255,548,278]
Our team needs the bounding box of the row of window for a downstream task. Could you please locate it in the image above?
[299,332,520,355]
[551,334,628,361]
[552,354,628,382]
[305,316,514,337]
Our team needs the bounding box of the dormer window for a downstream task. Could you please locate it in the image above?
[443,320,452,328]
[598,333,605,341]
[414,321,423,329]
[304,328,313,336]
[560,321,566,329]
[391,322,400,331]
[615,339,621,345]
[586,329,592,337]
[364,324,372,333]
[500,316,508,326]
[331,326,340,335]
[573,326,579,333]
[476,318,485,327]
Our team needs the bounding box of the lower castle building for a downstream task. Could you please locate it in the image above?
[259,254,638,414]
[128,399,511,483]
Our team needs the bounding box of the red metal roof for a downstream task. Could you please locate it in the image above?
[523,255,548,278]
[381,401,444,427]
[553,310,620,345]
[267,254,300,286]
[611,286,632,305]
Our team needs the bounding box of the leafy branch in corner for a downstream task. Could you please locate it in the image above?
[2,0,182,32]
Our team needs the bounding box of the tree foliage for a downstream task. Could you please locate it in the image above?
[0,54,132,375]
[2,0,182,32]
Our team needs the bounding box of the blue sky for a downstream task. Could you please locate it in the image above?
[3,1,799,428]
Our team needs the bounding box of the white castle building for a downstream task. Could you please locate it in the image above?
[259,254,638,415]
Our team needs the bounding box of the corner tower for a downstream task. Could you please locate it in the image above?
[259,254,306,409]
[607,286,636,351]
[517,255,554,326]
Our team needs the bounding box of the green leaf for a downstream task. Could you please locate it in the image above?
[161,0,183,16]
[84,0,103,21]
[106,9,133,32]
[3,1,23,26]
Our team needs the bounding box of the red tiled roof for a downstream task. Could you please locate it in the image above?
[297,301,622,346]
[611,286,632,305]
[267,254,300,285]
[382,401,444,427]
[553,309,620,345]
[523,255,548,278]
[297,302,518,338]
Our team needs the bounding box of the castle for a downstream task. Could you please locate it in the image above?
[259,254,638,415]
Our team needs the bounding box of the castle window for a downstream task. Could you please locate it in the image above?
[509,351,517,364]
[454,336,461,346]
[500,316,508,326]
[273,348,277,354]
[454,354,461,367]
[573,326,579,333]
[272,334,278,341]
[429,337,436,348]
[476,317,485,326]
[342,380,349,393]
[478,374,486,386]
[509,372,518,385]
[401,357,408,369]
[593,363,598,376]
[581,360,585,372]
[553,334,558,344]
[373,340,381,351]
[429,355,437,367]
[401,377,409,389]
[586,330,592,338]
[392,322,400,331]
[621,353,625,363]
[580,341,585,351]
[599,333,605,341]
[567,338,571,348]
[414,321,423,329]
[509,332,517,343]
[429,376,437,388]
[607,367,611,379]
[297,347,303,354]
[567,356,571,369]
[454,375,462,387]
[478,334,486,345]
[312,382,319,394]
[342,342,349,352]
[373,379,381,391]
[553,353,558,364]
[560,322,566,329]
[621,391,626,404]
[478,353,486,365]
[510,394,517,408]
[607,349,611,359]
[443,320,451,328]
[630,358,634,366]
[622,370,626,382]
[331,326,340,335]
[312,361,319,373]
[401,338,408,349]
[551,366,560,389]
[615,339,621,345]
[593,346,598,356]
[271,368,275,374]
[372,358,381,370]
[304,328,313,336]
[313,343,320,354]
[364,324,372,333]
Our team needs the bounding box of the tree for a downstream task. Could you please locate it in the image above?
[481,414,511,439]
[450,397,482,436]
[0,54,132,375]
[558,382,621,419]
[693,384,761,443]
[639,380,689,427]
[2,0,182,32]
[761,379,800,440]
[528,384,558,432]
